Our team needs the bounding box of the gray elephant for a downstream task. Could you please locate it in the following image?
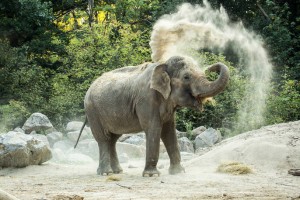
[75,56,229,177]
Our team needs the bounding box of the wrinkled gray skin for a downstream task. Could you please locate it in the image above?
[84,56,229,177]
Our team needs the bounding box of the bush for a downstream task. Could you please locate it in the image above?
[0,100,30,133]
[266,79,300,124]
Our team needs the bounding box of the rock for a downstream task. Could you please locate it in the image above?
[0,188,20,200]
[160,141,167,154]
[136,132,146,139]
[119,132,145,142]
[118,134,132,142]
[13,127,24,134]
[178,137,194,153]
[176,130,187,138]
[66,152,94,164]
[67,130,90,142]
[53,140,74,152]
[116,142,145,158]
[51,148,94,164]
[22,113,53,134]
[66,121,85,132]
[30,132,50,147]
[46,131,63,147]
[191,126,207,136]
[123,135,145,145]
[128,164,138,168]
[180,152,196,161]
[0,131,52,167]
[158,164,165,169]
[118,153,129,163]
[75,139,98,160]
[194,127,222,149]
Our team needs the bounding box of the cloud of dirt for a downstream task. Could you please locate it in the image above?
[150,1,273,132]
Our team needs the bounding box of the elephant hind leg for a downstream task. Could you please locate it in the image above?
[109,133,123,174]
[97,140,113,175]
[86,112,113,175]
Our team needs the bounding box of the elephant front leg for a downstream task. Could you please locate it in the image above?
[161,119,185,175]
[143,127,161,177]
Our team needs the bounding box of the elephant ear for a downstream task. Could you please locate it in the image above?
[150,64,171,99]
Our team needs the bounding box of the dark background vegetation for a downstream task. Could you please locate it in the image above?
[0,0,299,135]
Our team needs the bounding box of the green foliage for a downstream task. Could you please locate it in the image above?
[0,100,30,133]
[0,0,53,47]
[266,79,300,124]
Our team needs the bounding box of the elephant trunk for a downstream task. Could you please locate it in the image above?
[194,63,230,98]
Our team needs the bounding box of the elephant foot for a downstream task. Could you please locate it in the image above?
[97,166,113,176]
[142,167,161,177]
[169,164,185,175]
[112,165,123,174]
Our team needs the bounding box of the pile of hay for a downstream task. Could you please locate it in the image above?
[217,161,252,175]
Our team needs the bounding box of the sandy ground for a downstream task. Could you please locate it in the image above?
[1,121,300,200]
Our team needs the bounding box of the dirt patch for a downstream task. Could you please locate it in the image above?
[0,121,300,199]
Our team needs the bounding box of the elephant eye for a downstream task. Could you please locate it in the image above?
[183,74,190,80]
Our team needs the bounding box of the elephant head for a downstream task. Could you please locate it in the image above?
[151,56,229,110]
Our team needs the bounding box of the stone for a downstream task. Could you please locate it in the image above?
[158,164,165,169]
[118,153,129,163]
[194,127,222,149]
[46,131,63,147]
[116,142,145,158]
[123,135,145,145]
[191,126,207,136]
[65,153,94,164]
[180,152,196,161]
[22,113,53,134]
[160,141,167,154]
[128,164,138,168]
[67,130,90,142]
[30,132,50,147]
[176,130,187,138]
[51,148,94,164]
[75,139,98,160]
[53,140,74,152]
[178,137,194,153]
[66,121,85,132]
[13,127,25,134]
[0,131,52,167]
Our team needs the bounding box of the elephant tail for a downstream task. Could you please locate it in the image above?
[74,117,88,149]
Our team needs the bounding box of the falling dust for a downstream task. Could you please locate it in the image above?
[150,1,273,133]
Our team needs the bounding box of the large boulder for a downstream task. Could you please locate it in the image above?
[22,113,53,134]
[194,127,222,150]
[176,130,187,138]
[123,135,145,145]
[191,126,206,137]
[53,140,74,152]
[65,121,92,142]
[30,132,50,147]
[67,130,90,142]
[46,131,63,147]
[116,142,145,158]
[0,131,52,167]
[51,148,94,164]
[75,139,98,160]
[178,137,194,153]
[66,121,85,132]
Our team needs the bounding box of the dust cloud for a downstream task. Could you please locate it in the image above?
[150,1,273,132]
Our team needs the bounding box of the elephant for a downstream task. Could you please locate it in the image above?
[75,56,229,177]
